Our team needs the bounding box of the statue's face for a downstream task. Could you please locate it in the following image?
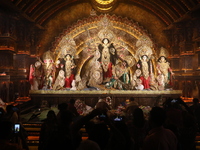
[103,39,108,44]
[142,55,147,61]
[66,55,71,60]
[136,79,142,84]
[122,61,127,67]
[160,57,166,62]
[35,61,41,68]
[59,70,65,77]
[59,80,65,87]
[136,69,141,76]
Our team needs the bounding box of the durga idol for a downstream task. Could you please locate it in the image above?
[64,54,76,88]
[98,38,118,82]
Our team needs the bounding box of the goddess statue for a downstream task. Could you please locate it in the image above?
[136,55,153,90]
[135,36,155,90]
[30,61,42,90]
[106,60,130,90]
[96,15,118,82]
[157,47,174,88]
[58,36,77,58]
[98,38,118,82]
[40,50,56,89]
[64,54,76,88]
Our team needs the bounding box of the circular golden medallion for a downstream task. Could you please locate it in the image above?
[95,0,114,5]
[91,0,117,12]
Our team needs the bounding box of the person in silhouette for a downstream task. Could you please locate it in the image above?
[143,107,177,150]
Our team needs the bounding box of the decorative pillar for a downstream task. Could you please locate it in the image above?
[0,50,14,71]
[13,53,30,80]
[180,54,194,72]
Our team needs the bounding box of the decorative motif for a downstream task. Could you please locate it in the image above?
[95,0,114,5]
[91,0,118,13]
[53,14,147,54]
[124,55,135,67]
[135,45,153,61]
[42,50,54,61]
[97,15,115,41]
[136,35,153,48]
[159,47,169,58]
[90,9,97,16]
[56,36,77,59]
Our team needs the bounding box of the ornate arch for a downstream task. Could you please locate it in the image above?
[52,14,157,76]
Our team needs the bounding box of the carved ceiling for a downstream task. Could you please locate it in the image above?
[4,0,199,26]
[0,0,200,55]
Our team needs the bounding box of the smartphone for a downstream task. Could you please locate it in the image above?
[14,124,20,133]
[171,99,178,103]
[113,116,122,121]
[98,113,107,120]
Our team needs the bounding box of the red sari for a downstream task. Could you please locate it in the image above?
[65,74,74,88]
[103,62,113,79]
[140,76,150,89]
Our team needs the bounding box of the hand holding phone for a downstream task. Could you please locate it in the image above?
[14,124,20,133]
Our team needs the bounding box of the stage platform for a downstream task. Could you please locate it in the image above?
[29,90,182,108]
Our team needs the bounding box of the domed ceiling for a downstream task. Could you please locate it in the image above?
[1,0,200,55]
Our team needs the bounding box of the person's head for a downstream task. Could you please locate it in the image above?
[149,107,166,127]
[60,110,73,125]
[58,103,68,111]
[77,139,101,150]
[106,97,111,102]
[47,110,57,121]
[75,99,84,108]
[132,108,145,127]
[95,101,109,112]
[134,108,143,116]
[6,105,14,113]
[129,97,135,102]
[193,98,199,104]
[85,121,109,149]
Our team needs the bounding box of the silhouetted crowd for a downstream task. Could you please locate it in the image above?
[0,97,200,150]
